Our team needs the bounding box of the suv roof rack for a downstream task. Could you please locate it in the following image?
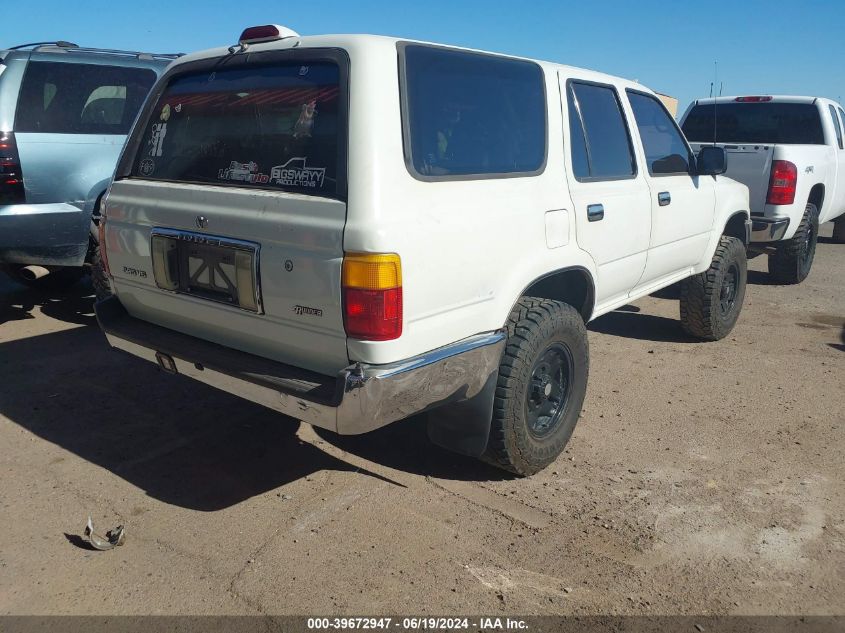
[8,41,79,50]
[8,41,182,60]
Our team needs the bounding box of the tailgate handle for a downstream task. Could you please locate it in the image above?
[658,192,671,207]
[587,204,604,222]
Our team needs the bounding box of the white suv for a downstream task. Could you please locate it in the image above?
[96,26,751,475]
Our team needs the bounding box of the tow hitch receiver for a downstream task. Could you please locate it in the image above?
[155,351,178,374]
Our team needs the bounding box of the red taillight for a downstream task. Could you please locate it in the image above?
[735,96,773,102]
[342,253,403,341]
[97,198,112,278]
[0,132,25,204]
[767,160,797,205]
[343,287,403,341]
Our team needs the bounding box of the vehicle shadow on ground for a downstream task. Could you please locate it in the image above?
[588,305,694,343]
[0,273,96,326]
[0,324,412,511]
[314,416,512,483]
[0,325,503,512]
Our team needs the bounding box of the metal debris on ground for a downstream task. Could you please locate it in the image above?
[84,516,126,551]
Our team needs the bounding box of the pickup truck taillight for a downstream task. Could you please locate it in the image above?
[767,160,797,205]
[342,253,402,341]
[0,132,25,204]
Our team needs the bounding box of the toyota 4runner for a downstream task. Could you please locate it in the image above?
[95,26,751,475]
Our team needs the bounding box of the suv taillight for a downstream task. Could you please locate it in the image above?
[342,253,402,341]
[0,132,25,204]
[97,194,112,278]
[767,160,797,205]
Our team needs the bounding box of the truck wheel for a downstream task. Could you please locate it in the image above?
[768,203,819,283]
[832,214,845,244]
[482,297,589,476]
[90,243,112,301]
[679,235,747,341]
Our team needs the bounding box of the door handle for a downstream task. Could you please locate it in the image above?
[658,191,671,206]
[587,203,604,222]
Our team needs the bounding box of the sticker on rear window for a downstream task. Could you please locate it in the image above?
[270,157,325,189]
[160,104,171,122]
[218,160,270,184]
[139,158,156,176]
[293,99,317,139]
[148,122,167,157]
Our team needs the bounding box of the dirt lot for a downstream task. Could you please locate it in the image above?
[0,225,843,617]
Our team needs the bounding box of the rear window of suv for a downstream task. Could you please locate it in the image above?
[15,61,157,135]
[682,102,824,145]
[401,44,547,179]
[131,62,342,197]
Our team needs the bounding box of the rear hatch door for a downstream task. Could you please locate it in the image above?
[105,50,350,376]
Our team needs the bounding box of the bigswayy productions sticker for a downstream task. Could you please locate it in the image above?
[270,157,326,188]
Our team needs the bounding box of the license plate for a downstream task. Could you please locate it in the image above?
[150,229,262,312]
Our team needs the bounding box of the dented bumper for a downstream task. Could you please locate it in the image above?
[0,202,90,266]
[95,295,505,435]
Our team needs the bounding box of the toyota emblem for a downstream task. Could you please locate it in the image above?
[195,215,209,229]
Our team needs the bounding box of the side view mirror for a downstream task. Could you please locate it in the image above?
[696,146,727,176]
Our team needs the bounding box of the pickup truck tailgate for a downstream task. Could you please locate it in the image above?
[691,142,773,213]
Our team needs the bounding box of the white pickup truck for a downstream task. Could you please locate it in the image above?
[95,26,751,475]
[681,96,845,283]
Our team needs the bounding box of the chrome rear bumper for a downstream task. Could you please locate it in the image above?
[750,217,790,243]
[95,296,505,435]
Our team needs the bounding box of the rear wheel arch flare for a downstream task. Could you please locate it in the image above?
[723,211,750,246]
[808,183,825,211]
[513,267,595,324]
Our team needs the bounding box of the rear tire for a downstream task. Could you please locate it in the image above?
[679,235,747,341]
[482,297,589,476]
[832,214,845,244]
[768,203,819,283]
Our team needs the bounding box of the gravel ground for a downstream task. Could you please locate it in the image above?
[0,223,843,616]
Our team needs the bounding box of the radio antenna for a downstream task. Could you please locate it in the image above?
[713,61,718,146]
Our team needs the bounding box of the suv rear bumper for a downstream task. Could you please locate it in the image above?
[0,202,90,266]
[750,216,790,243]
[95,296,506,435]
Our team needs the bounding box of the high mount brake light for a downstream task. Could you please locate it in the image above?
[0,132,25,204]
[734,96,773,103]
[238,24,300,45]
[342,253,403,341]
[767,160,798,205]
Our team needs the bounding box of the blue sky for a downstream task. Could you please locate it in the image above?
[4,0,845,113]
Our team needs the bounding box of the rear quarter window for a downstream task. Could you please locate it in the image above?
[14,61,156,134]
[130,62,342,197]
[400,44,547,179]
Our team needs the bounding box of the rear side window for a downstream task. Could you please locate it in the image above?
[627,90,692,175]
[829,105,843,149]
[567,81,636,180]
[681,103,825,144]
[15,61,156,134]
[401,45,546,178]
[131,63,342,197]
